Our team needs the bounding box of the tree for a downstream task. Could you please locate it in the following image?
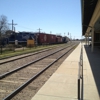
[0,15,9,54]
[0,15,9,38]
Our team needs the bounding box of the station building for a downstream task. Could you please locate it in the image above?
[81,0,100,52]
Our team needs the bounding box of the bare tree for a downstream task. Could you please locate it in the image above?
[0,15,9,38]
[0,15,9,54]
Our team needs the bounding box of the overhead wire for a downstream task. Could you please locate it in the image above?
[17,25,34,31]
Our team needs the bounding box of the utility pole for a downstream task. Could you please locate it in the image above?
[37,28,42,33]
[50,31,52,34]
[8,20,17,52]
[70,33,71,43]
[68,32,69,41]
[64,33,65,36]
[14,27,16,32]
[14,27,16,40]
[8,20,17,32]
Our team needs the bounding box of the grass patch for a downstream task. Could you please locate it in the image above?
[0,43,68,59]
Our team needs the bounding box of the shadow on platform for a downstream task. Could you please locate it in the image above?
[84,45,100,97]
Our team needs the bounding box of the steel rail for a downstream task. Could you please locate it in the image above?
[0,44,69,60]
[0,45,73,79]
[3,44,77,100]
[0,44,69,65]
[0,46,54,60]
[0,48,53,65]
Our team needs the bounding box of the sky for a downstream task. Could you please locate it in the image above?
[0,0,82,39]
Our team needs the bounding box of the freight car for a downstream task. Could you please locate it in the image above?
[36,33,48,45]
[56,35,62,43]
[36,33,57,45]
[62,36,68,43]
[48,34,56,44]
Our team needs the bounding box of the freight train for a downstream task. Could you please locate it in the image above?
[1,32,68,46]
[36,33,63,45]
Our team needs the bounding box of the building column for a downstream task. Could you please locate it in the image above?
[91,28,94,52]
[85,36,86,45]
[85,36,87,45]
[88,33,89,46]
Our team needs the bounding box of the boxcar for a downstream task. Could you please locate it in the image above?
[37,33,49,45]
[48,34,56,44]
[56,36,62,43]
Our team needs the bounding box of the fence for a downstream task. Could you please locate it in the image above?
[78,44,83,100]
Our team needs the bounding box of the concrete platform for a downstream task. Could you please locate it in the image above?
[31,43,100,100]
[83,45,100,100]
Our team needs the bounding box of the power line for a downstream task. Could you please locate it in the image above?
[17,25,34,30]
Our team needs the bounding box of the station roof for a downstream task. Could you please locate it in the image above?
[81,0,98,35]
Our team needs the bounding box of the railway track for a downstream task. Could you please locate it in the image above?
[0,44,69,64]
[0,43,73,77]
[0,43,70,62]
[0,42,78,100]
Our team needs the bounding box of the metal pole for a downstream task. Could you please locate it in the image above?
[88,33,89,46]
[78,61,81,99]
[37,28,42,33]
[70,33,71,44]
[78,79,80,99]
[91,28,94,52]
[0,45,2,54]
[50,31,52,34]
[86,36,87,46]
[12,20,13,31]
[8,20,17,32]
[85,36,86,45]
[14,27,16,52]
[14,27,15,32]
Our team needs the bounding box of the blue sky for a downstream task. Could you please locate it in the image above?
[0,0,82,39]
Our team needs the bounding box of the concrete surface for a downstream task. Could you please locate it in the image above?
[31,43,100,100]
